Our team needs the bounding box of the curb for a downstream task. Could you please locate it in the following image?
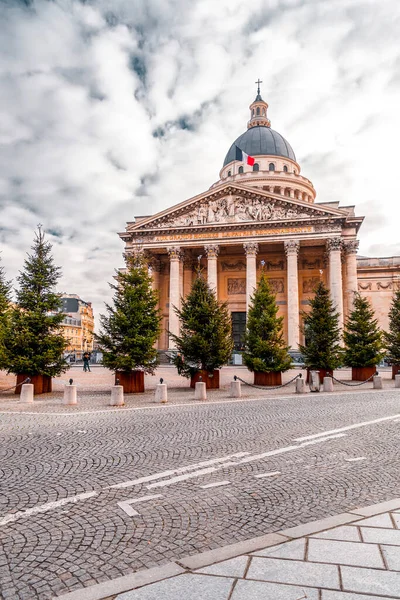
[53,496,400,600]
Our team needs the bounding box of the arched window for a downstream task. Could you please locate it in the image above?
[256,107,260,115]
[252,109,255,116]
[283,165,288,173]
[238,166,244,174]
[263,109,266,116]
[227,170,231,177]
[269,163,275,171]
[253,163,259,172]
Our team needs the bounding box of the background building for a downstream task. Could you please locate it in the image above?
[60,294,94,357]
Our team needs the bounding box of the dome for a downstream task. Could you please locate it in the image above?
[223,126,296,167]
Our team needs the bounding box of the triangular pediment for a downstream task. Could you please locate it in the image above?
[126,183,351,233]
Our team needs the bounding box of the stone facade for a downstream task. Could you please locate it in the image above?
[119,91,400,350]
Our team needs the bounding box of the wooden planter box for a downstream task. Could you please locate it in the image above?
[190,370,220,389]
[254,371,282,386]
[115,371,144,393]
[15,374,52,395]
[392,365,400,380]
[306,369,333,385]
[351,366,377,381]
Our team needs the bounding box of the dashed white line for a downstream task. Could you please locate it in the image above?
[0,492,97,527]
[294,413,400,442]
[200,481,231,489]
[147,467,218,489]
[117,494,163,517]
[254,471,281,479]
[345,457,366,462]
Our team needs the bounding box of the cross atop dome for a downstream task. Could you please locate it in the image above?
[248,81,270,129]
[255,78,263,101]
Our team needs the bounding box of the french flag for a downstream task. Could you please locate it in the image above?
[235,145,255,166]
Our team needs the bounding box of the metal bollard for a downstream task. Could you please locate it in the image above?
[195,381,207,401]
[373,375,383,390]
[110,385,124,406]
[323,376,333,392]
[64,381,77,405]
[155,383,168,403]
[395,374,400,389]
[230,379,241,398]
[20,383,34,403]
[295,378,305,394]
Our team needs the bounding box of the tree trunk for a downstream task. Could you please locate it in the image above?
[306,369,333,384]
[115,371,144,393]
[254,371,282,386]
[190,370,220,389]
[15,374,52,395]
[392,365,400,380]
[351,366,377,381]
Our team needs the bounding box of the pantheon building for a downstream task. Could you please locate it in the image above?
[120,89,400,352]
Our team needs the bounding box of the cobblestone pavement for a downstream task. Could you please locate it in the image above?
[1,370,400,599]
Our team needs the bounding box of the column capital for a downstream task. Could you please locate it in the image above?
[243,242,259,256]
[342,239,359,255]
[326,237,342,253]
[167,246,182,260]
[284,240,300,256]
[204,244,220,259]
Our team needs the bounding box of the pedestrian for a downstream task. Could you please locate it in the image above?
[83,351,91,372]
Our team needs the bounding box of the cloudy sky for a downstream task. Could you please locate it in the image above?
[1,0,400,322]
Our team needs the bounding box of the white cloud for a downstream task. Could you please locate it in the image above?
[1,0,400,323]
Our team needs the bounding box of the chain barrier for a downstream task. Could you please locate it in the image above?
[234,373,302,391]
[331,372,378,387]
[0,377,31,393]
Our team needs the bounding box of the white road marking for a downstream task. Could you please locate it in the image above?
[107,452,249,490]
[299,433,347,447]
[294,413,400,443]
[200,481,231,489]
[0,492,97,527]
[117,494,163,517]
[345,457,366,462]
[254,471,281,479]
[393,418,400,423]
[147,467,218,489]
[77,430,87,433]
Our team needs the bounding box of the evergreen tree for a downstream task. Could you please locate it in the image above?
[171,271,234,378]
[343,293,384,367]
[243,272,292,373]
[0,256,12,370]
[385,289,400,365]
[299,281,342,370]
[4,226,68,377]
[96,254,161,373]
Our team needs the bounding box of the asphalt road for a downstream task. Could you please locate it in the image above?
[1,389,400,599]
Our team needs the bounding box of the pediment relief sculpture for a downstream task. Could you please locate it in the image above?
[137,194,331,230]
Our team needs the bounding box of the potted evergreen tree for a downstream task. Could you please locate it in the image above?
[243,272,292,385]
[4,227,68,394]
[385,289,400,379]
[343,293,384,380]
[170,271,233,389]
[299,282,342,384]
[0,257,12,372]
[96,253,161,393]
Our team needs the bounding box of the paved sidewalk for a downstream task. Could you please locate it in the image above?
[55,498,400,600]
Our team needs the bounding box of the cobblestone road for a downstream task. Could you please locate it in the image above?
[1,383,400,599]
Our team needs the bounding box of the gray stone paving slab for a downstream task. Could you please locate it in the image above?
[307,538,384,568]
[392,513,400,528]
[341,565,400,596]
[230,579,319,600]
[251,538,306,559]
[311,526,360,542]
[356,513,394,528]
[350,498,400,517]
[322,592,395,600]
[382,545,400,571]
[195,556,248,578]
[115,574,234,600]
[361,527,400,546]
[247,556,340,589]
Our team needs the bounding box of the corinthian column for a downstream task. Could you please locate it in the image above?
[204,244,219,295]
[343,239,359,315]
[167,247,181,349]
[326,237,344,331]
[244,242,259,313]
[284,240,300,350]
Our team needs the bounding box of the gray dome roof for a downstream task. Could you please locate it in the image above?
[223,126,296,166]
